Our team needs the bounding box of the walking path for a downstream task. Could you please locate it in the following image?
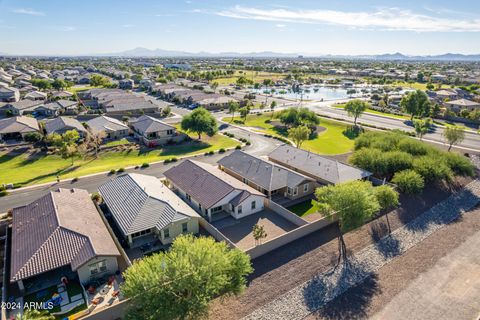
[243,179,480,320]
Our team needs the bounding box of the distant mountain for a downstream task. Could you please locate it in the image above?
[97,48,480,61]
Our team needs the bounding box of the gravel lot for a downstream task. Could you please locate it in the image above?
[209,176,472,320]
[243,180,480,320]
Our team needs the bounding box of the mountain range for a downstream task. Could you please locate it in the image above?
[96,48,480,61]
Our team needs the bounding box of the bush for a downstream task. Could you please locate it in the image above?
[412,156,453,182]
[170,157,178,162]
[246,141,251,146]
[208,150,214,155]
[91,192,101,202]
[392,170,425,194]
[398,139,429,156]
[141,163,150,168]
[24,132,42,143]
[219,148,226,153]
[0,186,8,197]
[441,152,475,177]
[164,159,171,164]
[349,148,388,177]
[118,168,125,173]
[384,151,413,174]
[235,145,242,150]
[72,177,79,182]
[109,169,116,174]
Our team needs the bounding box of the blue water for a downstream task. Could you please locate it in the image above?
[250,85,364,101]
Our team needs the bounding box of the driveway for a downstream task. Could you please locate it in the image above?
[212,209,298,250]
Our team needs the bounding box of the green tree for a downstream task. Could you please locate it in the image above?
[344,99,369,126]
[288,125,310,148]
[52,79,67,91]
[314,180,397,263]
[278,107,319,128]
[400,90,431,121]
[426,82,434,90]
[413,118,432,140]
[443,126,465,151]
[228,101,239,121]
[47,130,80,165]
[270,101,277,117]
[239,106,250,122]
[89,74,110,87]
[122,235,253,320]
[252,224,268,245]
[181,107,218,139]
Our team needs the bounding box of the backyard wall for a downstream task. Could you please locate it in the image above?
[245,214,337,259]
[265,199,309,226]
[81,299,129,320]
[198,217,238,249]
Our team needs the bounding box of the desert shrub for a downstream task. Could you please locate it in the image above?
[235,145,242,150]
[219,148,226,153]
[392,170,425,194]
[441,152,475,177]
[118,168,125,173]
[412,156,453,182]
[384,151,414,174]
[109,169,116,174]
[398,139,429,156]
[349,148,388,177]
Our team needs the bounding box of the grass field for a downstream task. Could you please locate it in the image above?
[212,70,286,86]
[104,138,131,147]
[392,81,428,90]
[0,133,236,187]
[67,85,95,93]
[287,200,318,217]
[223,113,355,155]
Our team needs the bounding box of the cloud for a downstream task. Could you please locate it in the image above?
[275,24,287,28]
[123,24,135,28]
[13,8,45,16]
[215,6,480,32]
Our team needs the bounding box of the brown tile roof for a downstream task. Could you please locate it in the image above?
[164,160,264,209]
[10,188,120,282]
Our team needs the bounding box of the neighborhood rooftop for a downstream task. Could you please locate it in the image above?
[10,188,120,282]
[99,173,199,236]
[268,144,372,185]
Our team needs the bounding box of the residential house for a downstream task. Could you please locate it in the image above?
[99,173,200,248]
[24,90,47,101]
[164,160,266,222]
[445,98,480,112]
[268,145,372,185]
[0,100,43,116]
[130,115,180,146]
[10,188,121,292]
[218,150,316,200]
[45,116,87,137]
[0,116,40,141]
[0,86,20,102]
[86,116,129,140]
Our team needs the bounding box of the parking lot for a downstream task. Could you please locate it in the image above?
[212,209,298,250]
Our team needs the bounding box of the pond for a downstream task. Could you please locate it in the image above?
[249,85,365,101]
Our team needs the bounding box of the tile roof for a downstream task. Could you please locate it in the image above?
[0,116,39,134]
[268,145,372,185]
[99,173,199,236]
[130,115,174,133]
[10,188,120,282]
[45,117,87,135]
[164,160,264,209]
[86,115,128,133]
[218,150,314,191]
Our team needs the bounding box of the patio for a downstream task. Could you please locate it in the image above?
[212,209,298,250]
[125,233,170,261]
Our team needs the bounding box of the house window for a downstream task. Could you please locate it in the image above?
[89,260,107,276]
[164,228,170,239]
[211,206,223,213]
[182,222,188,233]
[287,187,293,195]
[237,205,242,214]
[251,201,256,210]
[242,177,247,184]
[293,187,298,196]
[186,194,191,202]
[131,229,151,238]
[304,184,309,193]
[167,129,173,135]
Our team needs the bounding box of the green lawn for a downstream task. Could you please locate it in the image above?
[67,85,95,94]
[0,134,236,187]
[287,200,318,217]
[104,138,131,147]
[392,81,428,90]
[223,113,355,155]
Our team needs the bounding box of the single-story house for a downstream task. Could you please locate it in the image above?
[50,91,74,99]
[268,145,372,185]
[10,188,121,292]
[0,116,40,141]
[45,116,87,137]
[24,90,47,101]
[164,160,266,222]
[86,115,129,139]
[99,173,200,248]
[218,150,316,200]
[445,98,480,112]
[0,99,43,116]
[0,86,20,102]
[130,115,180,146]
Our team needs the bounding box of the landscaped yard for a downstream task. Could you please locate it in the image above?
[333,103,410,120]
[287,200,318,217]
[104,138,131,147]
[23,281,87,319]
[0,133,237,187]
[67,85,96,94]
[222,113,355,155]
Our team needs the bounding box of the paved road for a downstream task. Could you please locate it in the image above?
[308,102,480,151]
[371,226,480,320]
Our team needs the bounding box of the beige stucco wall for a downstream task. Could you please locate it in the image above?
[76,256,119,285]
[157,217,200,245]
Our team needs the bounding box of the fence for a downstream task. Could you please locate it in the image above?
[245,214,337,259]
[265,199,308,226]
[198,217,238,249]
[81,299,129,320]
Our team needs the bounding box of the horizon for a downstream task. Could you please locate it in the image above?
[1,0,480,56]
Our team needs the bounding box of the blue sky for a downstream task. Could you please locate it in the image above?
[1,0,480,55]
